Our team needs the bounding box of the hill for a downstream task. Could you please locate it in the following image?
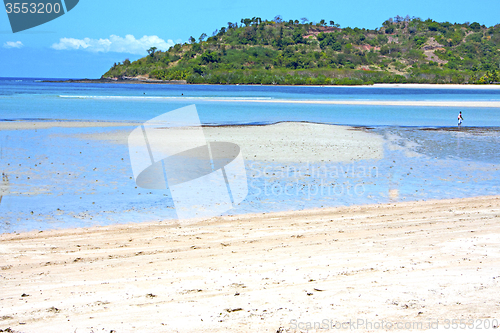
[102,16,500,85]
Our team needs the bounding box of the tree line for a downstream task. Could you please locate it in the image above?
[103,16,500,85]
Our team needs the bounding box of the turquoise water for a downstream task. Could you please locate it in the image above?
[1,78,499,233]
[2,78,500,126]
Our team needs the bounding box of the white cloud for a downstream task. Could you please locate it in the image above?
[3,41,23,49]
[51,34,175,55]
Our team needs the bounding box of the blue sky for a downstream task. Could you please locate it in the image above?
[1,0,499,78]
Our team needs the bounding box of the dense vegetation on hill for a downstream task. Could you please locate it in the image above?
[103,16,500,85]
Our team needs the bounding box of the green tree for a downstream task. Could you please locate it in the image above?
[428,22,440,31]
[241,18,252,27]
[201,51,219,64]
[191,43,202,53]
[467,32,483,43]
[103,16,500,86]
[147,47,157,57]
[470,22,481,31]
[292,30,304,44]
[173,44,182,53]
[413,36,427,48]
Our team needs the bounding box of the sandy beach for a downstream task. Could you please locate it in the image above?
[2,27,500,332]
[1,118,500,332]
[1,196,500,332]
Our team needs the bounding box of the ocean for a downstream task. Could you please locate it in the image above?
[2,78,500,126]
[1,77,500,233]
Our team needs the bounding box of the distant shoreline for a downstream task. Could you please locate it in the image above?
[42,78,500,89]
[42,78,188,85]
[58,94,500,107]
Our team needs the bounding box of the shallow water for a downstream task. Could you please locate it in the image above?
[1,78,499,232]
[2,78,500,127]
[1,125,499,233]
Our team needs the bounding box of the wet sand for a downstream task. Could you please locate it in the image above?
[1,196,499,332]
[29,121,385,163]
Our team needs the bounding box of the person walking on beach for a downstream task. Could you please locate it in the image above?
[458,111,464,128]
